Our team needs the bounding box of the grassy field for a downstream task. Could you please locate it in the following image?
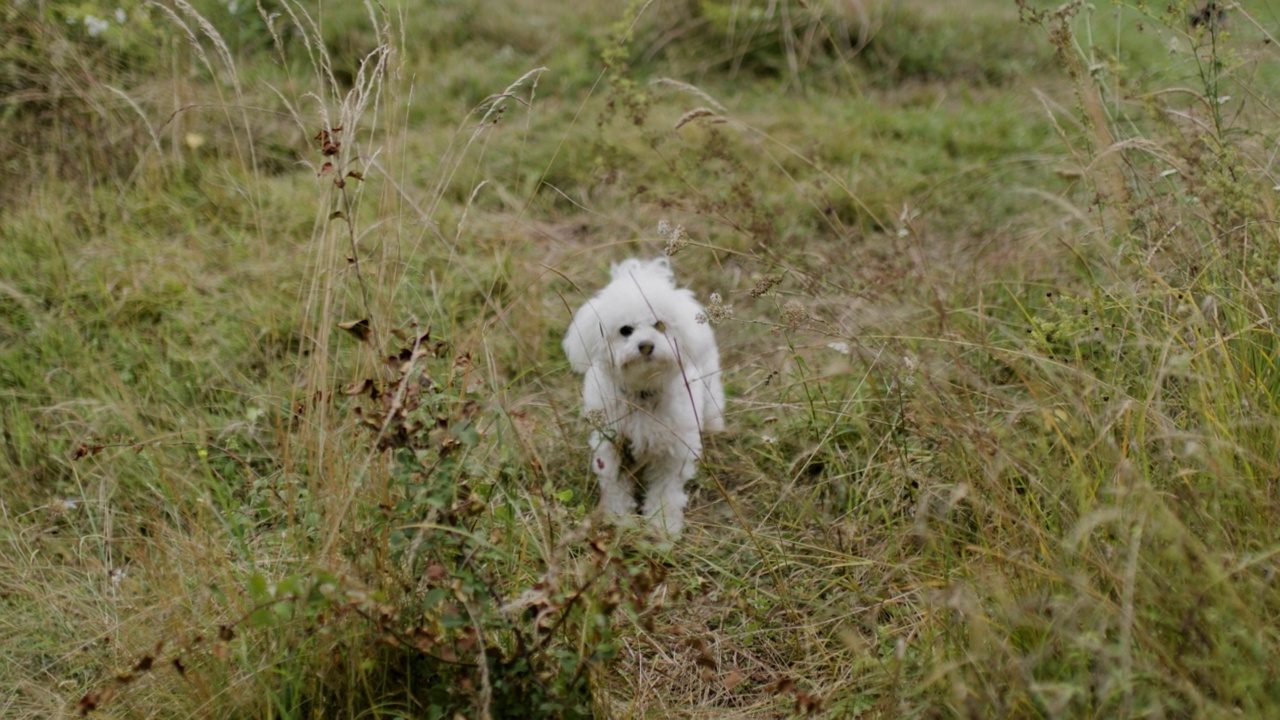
[4,0,1280,717]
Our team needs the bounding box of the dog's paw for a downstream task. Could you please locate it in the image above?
[596,476,637,517]
[597,493,638,516]
[643,503,684,538]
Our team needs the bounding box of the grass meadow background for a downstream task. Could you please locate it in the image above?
[4,0,1280,717]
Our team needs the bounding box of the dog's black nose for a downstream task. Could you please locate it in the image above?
[638,340,654,356]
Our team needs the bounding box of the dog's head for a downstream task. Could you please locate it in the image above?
[564,258,707,392]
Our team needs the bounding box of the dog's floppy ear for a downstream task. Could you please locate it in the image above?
[562,301,600,373]
[611,257,674,284]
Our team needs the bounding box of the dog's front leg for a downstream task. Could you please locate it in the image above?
[641,449,696,537]
[590,431,637,516]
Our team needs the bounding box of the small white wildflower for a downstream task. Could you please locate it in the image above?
[782,299,807,328]
[585,408,608,431]
[896,203,918,239]
[109,567,126,585]
[658,220,690,256]
[1159,168,1178,178]
[703,292,732,324]
[826,342,850,355]
[53,498,81,512]
[115,7,126,23]
[84,15,110,37]
[901,353,919,387]
[760,434,777,445]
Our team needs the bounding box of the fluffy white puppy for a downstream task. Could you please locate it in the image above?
[563,258,725,536]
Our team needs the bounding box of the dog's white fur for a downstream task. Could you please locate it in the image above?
[563,258,725,536]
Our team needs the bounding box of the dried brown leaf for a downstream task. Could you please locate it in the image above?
[338,319,371,343]
[77,688,110,716]
[722,670,745,691]
[797,690,824,715]
[688,637,717,669]
[768,677,796,695]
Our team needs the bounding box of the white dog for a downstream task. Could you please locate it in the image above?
[563,258,725,536]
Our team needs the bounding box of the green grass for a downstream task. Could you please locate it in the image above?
[5,0,1280,717]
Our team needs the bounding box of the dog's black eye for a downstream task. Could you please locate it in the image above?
[653,320,667,333]
[619,325,634,337]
